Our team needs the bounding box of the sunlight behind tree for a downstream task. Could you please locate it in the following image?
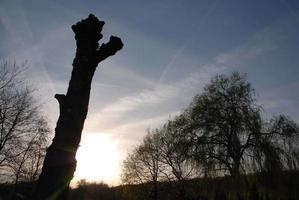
[71,132,122,187]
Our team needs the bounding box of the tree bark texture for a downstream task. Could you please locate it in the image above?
[34,14,123,199]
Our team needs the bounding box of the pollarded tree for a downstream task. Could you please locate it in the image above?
[35,14,123,199]
[185,72,262,177]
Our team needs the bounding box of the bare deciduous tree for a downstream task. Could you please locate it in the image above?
[160,119,197,182]
[122,131,167,200]
[158,119,199,200]
[0,60,50,199]
[9,117,49,184]
[0,61,42,178]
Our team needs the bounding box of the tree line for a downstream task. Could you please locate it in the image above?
[121,72,299,200]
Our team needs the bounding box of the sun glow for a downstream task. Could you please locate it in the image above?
[71,132,121,186]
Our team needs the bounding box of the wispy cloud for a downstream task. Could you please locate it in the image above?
[85,64,224,132]
[85,12,299,147]
[258,81,299,122]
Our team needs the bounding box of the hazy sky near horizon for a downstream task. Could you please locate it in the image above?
[1,0,299,185]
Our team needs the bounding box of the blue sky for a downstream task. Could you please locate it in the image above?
[1,0,299,184]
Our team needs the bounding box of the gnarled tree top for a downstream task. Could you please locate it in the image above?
[72,14,123,65]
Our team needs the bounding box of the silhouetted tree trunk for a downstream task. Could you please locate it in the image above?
[34,14,123,199]
[153,180,158,200]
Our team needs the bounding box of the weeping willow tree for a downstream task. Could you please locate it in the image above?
[34,14,123,199]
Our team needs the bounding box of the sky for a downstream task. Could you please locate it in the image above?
[0,0,299,185]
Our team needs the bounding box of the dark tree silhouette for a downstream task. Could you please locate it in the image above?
[122,131,165,200]
[183,73,262,178]
[0,61,50,199]
[34,14,123,199]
